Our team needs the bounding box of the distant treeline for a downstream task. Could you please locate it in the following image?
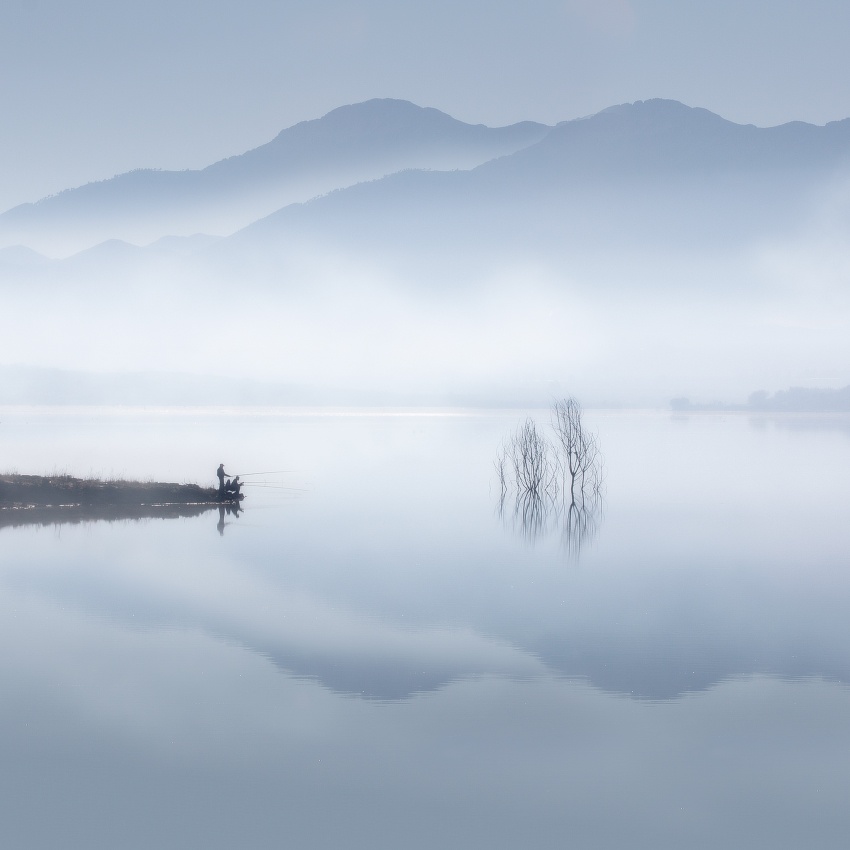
[672,386,850,413]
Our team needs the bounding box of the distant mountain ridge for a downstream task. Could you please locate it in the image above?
[0,99,550,256]
[5,97,850,258]
[221,97,850,276]
[3,95,849,290]
[493,98,850,182]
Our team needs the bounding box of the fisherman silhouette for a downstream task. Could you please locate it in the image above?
[226,476,242,497]
[216,463,232,496]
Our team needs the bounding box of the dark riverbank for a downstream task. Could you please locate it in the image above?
[0,474,221,507]
[0,474,237,529]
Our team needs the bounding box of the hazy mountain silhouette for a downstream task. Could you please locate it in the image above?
[0,99,549,256]
[0,244,50,267]
[228,98,850,270]
[491,98,850,181]
[5,97,849,263]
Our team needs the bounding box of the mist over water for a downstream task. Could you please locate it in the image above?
[1,232,847,406]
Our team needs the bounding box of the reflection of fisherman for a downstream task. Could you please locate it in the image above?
[216,502,241,536]
[216,463,232,496]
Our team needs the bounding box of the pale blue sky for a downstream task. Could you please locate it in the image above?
[3,0,849,210]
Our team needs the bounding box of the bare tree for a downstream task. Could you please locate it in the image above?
[551,397,603,508]
[498,418,558,499]
[494,418,558,544]
[494,445,509,499]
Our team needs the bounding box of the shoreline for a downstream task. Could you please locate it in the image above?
[0,474,243,530]
[0,474,236,508]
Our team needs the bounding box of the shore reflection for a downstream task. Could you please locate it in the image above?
[0,501,223,531]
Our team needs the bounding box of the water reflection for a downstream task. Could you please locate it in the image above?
[0,500,221,531]
[498,490,603,556]
[748,413,850,437]
[560,499,602,559]
[216,502,242,535]
[9,504,850,706]
[498,491,556,543]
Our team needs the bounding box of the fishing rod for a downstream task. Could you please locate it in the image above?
[241,483,308,491]
[234,470,294,477]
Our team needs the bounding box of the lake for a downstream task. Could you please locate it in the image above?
[1,407,849,849]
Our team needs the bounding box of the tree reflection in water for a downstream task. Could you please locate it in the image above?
[560,497,602,559]
[498,490,557,544]
[497,487,603,556]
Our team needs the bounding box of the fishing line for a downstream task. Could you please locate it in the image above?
[242,483,308,491]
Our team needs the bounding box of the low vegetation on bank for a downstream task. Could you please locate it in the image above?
[0,473,218,508]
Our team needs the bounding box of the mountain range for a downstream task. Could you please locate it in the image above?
[3,97,850,259]
[0,99,549,256]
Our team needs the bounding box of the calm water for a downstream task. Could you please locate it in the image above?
[2,407,850,849]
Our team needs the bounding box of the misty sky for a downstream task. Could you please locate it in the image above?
[3,0,850,212]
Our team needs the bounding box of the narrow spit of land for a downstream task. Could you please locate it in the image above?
[0,474,236,529]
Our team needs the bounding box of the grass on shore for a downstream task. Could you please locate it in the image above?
[0,473,220,507]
